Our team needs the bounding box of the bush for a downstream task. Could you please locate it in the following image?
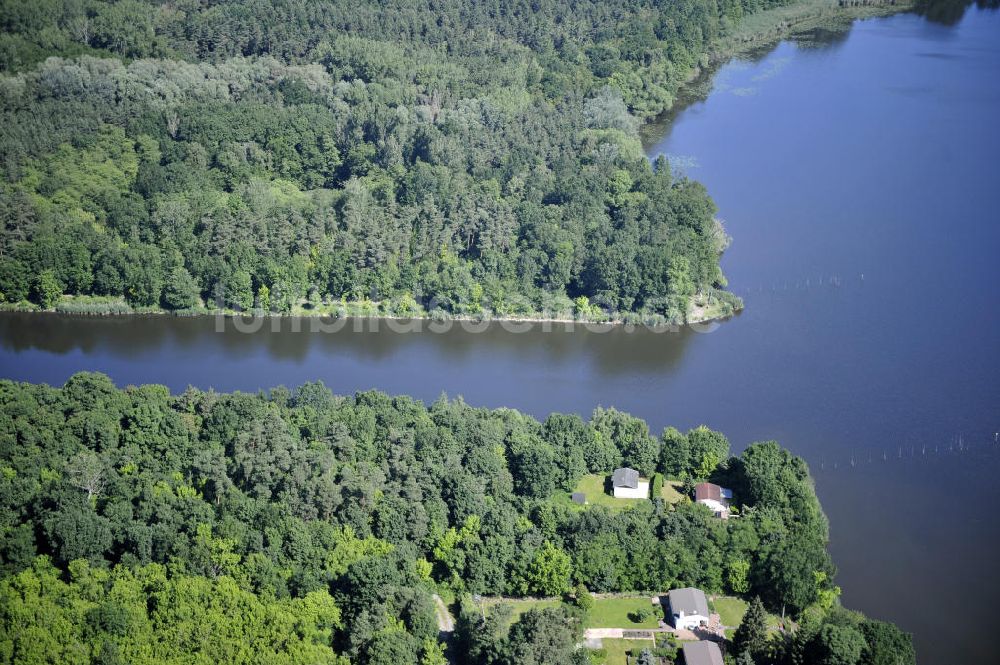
[32,270,63,309]
[708,287,744,316]
[650,473,664,499]
[681,474,696,498]
[628,608,653,623]
[573,583,594,612]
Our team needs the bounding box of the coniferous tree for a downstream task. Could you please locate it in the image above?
[734,596,770,662]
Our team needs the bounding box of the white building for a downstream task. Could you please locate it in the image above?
[611,467,649,499]
[667,587,711,630]
[695,482,733,517]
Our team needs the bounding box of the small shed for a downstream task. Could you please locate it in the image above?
[611,467,649,499]
[571,492,587,505]
[612,467,639,489]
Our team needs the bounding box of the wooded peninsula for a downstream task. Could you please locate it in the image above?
[0,374,914,664]
[0,0,780,324]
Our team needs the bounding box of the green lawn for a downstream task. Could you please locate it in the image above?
[660,480,685,504]
[711,596,783,630]
[475,594,663,632]
[478,597,560,627]
[712,596,747,627]
[590,638,656,665]
[553,475,686,510]
[553,474,649,510]
[584,596,663,629]
[590,639,653,665]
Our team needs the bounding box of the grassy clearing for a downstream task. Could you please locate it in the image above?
[551,473,689,511]
[584,596,663,629]
[553,474,685,511]
[712,596,748,627]
[590,639,653,665]
[590,638,657,665]
[475,594,664,632]
[552,474,650,511]
[660,480,686,504]
[478,597,561,628]
[711,596,784,630]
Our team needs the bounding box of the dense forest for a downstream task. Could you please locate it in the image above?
[0,0,806,321]
[0,1,922,662]
[0,373,913,664]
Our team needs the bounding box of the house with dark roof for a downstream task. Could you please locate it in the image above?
[667,587,711,630]
[694,482,733,517]
[611,467,648,499]
[681,640,724,665]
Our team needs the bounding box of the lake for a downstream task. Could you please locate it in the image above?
[2,6,999,662]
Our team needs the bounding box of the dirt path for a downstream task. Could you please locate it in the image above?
[433,594,455,633]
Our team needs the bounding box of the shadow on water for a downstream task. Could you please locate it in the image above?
[915,0,1000,24]
[0,311,701,378]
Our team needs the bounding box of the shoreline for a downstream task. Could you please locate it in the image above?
[0,292,741,329]
[712,0,915,60]
[642,0,914,146]
[0,1,911,332]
